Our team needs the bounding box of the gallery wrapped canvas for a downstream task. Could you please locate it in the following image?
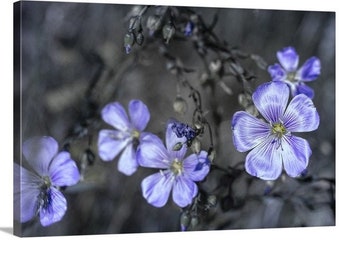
[13,0,335,237]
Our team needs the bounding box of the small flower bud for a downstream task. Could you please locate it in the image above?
[146,15,161,36]
[162,23,175,44]
[209,59,222,74]
[124,32,135,54]
[190,138,201,154]
[173,142,183,151]
[184,21,194,36]
[173,95,188,114]
[207,195,217,207]
[190,216,199,228]
[245,104,258,117]
[208,148,216,163]
[180,212,191,231]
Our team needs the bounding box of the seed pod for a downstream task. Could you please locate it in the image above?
[173,95,188,115]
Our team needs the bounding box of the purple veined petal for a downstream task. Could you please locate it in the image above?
[128,99,150,131]
[283,93,319,132]
[281,135,312,178]
[182,151,210,182]
[296,56,321,82]
[267,63,287,81]
[245,136,283,180]
[98,129,130,161]
[277,46,299,72]
[23,136,58,176]
[14,163,41,223]
[172,176,198,207]
[49,151,80,187]
[39,187,67,227]
[101,102,131,131]
[141,171,174,207]
[118,143,138,176]
[252,81,290,123]
[137,133,170,169]
[295,83,314,99]
[165,120,187,160]
[232,111,271,152]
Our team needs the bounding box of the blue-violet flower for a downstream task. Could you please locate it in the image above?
[231,81,319,180]
[14,136,80,226]
[267,46,321,98]
[137,120,210,208]
[98,99,150,175]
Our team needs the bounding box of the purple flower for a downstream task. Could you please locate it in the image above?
[98,99,150,176]
[137,120,210,208]
[14,136,80,226]
[267,46,321,98]
[231,81,319,180]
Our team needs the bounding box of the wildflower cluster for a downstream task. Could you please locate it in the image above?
[14,5,325,232]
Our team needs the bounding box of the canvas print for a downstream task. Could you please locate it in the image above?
[13,1,335,237]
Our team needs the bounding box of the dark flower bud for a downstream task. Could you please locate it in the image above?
[173,95,188,115]
[162,23,175,44]
[136,31,144,46]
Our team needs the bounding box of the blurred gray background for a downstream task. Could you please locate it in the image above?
[14,1,335,236]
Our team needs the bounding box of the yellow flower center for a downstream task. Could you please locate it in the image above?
[170,159,183,175]
[286,72,298,83]
[272,122,286,138]
[131,130,140,139]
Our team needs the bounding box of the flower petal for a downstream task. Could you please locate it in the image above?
[128,99,150,131]
[137,133,170,169]
[14,163,41,223]
[277,46,299,72]
[232,111,271,152]
[98,129,130,161]
[245,137,283,180]
[101,102,131,131]
[49,151,80,187]
[267,63,287,81]
[296,56,321,82]
[118,143,138,175]
[281,136,312,178]
[283,93,320,132]
[165,120,187,160]
[39,187,67,226]
[295,83,314,99]
[252,81,290,123]
[141,171,173,207]
[182,151,210,181]
[172,177,198,207]
[23,136,58,176]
